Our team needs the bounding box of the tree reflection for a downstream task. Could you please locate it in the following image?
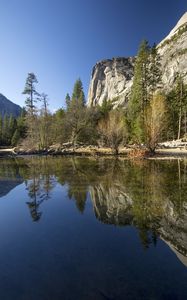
[1,156,187,260]
[23,157,56,221]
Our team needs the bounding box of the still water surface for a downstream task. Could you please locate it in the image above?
[0,156,187,299]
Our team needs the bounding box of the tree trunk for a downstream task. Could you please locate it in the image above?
[114,146,119,155]
[184,110,187,136]
[177,78,183,140]
[178,106,182,140]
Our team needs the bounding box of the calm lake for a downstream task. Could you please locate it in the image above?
[0,156,187,300]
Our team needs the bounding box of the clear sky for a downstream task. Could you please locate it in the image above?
[0,0,187,111]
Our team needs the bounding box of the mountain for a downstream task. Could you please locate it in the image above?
[88,57,135,107]
[0,93,22,117]
[88,12,187,106]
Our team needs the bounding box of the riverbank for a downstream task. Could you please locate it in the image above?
[1,144,187,159]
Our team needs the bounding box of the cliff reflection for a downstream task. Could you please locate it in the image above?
[1,156,187,266]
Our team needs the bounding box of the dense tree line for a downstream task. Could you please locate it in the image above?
[0,112,26,146]
[2,41,187,154]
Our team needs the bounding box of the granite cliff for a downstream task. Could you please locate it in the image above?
[88,12,187,106]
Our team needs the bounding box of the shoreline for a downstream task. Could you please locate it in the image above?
[1,146,187,160]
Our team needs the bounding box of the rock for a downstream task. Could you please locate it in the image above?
[87,57,135,107]
[87,12,187,107]
[158,14,187,92]
[159,12,187,45]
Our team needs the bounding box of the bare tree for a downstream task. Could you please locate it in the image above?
[38,93,51,149]
[145,93,167,153]
[98,110,127,154]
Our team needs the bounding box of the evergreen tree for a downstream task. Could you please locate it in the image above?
[71,78,85,106]
[149,43,162,96]
[166,73,187,139]
[22,73,40,147]
[17,110,27,139]
[8,115,17,143]
[98,98,113,119]
[175,74,187,139]
[128,40,150,142]
[52,109,66,144]
[2,114,9,145]
[64,79,88,144]
[0,115,2,145]
[65,93,71,110]
[22,73,39,115]
[128,40,163,144]
[11,129,21,146]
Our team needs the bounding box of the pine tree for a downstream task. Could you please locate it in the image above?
[149,43,162,97]
[175,74,187,139]
[98,98,113,119]
[128,40,150,142]
[22,73,40,147]
[8,115,17,143]
[22,73,39,115]
[52,109,66,144]
[65,93,71,110]
[167,73,187,139]
[2,114,9,145]
[11,129,21,146]
[64,79,88,144]
[17,110,27,139]
[0,115,3,145]
[71,78,85,106]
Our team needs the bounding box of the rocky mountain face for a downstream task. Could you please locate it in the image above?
[87,57,135,107]
[88,12,187,106]
[0,93,22,117]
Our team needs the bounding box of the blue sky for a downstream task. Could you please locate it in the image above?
[0,0,187,111]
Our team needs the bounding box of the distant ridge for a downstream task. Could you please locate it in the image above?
[0,93,22,117]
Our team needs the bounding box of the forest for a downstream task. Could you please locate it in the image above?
[1,40,187,155]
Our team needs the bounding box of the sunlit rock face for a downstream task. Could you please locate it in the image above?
[87,12,187,106]
[87,57,135,107]
[158,12,187,91]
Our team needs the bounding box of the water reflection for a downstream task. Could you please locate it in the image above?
[1,156,187,266]
[24,158,56,221]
